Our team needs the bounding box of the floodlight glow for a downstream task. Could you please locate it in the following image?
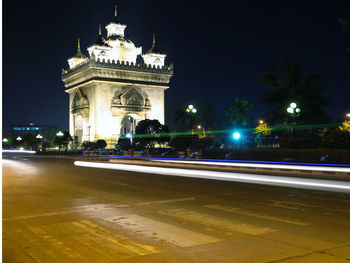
[3,138,8,142]
[16,137,22,141]
[233,132,241,140]
[125,133,132,138]
[74,161,350,193]
[188,105,194,110]
[287,107,294,113]
[192,108,197,113]
[290,102,297,109]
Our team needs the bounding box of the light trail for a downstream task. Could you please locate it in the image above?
[74,161,350,193]
[2,150,36,154]
[150,159,350,173]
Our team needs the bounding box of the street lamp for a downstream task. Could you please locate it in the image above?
[36,134,43,139]
[186,104,197,133]
[3,138,8,143]
[56,131,64,137]
[287,102,301,133]
[16,136,22,141]
[346,113,350,118]
[259,120,264,124]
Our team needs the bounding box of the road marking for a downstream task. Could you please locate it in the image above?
[204,204,310,226]
[3,197,195,221]
[103,214,220,247]
[27,226,87,260]
[159,208,274,235]
[72,220,159,256]
[136,197,195,206]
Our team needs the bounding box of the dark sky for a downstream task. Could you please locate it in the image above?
[3,0,350,130]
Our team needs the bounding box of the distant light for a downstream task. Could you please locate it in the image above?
[3,149,35,154]
[3,138,8,142]
[287,107,294,113]
[232,132,241,140]
[36,134,43,139]
[188,105,193,110]
[125,133,132,138]
[290,102,297,109]
[16,137,22,141]
[192,108,197,113]
[259,120,264,124]
[346,113,350,118]
[197,125,202,129]
[56,131,64,136]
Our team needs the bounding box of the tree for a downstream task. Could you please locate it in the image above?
[133,119,170,149]
[22,133,36,150]
[197,101,219,130]
[253,59,330,124]
[53,131,72,150]
[96,139,107,149]
[225,98,253,126]
[174,105,200,131]
[253,123,272,146]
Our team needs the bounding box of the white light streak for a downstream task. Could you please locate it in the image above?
[150,159,350,173]
[2,150,36,154]
[74,161,350,193]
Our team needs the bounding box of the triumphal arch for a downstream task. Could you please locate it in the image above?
[62,8,173,147]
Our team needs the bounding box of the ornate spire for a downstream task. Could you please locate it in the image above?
[99,24,102,36]
[74,37,87,59]
[146,33,162,54]
[152,33,155,47]
[115,5,117,17]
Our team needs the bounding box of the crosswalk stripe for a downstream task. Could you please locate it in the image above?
[204,204,310,226]
[103,214,220,247]
[72,220,159,256]
[159,208,274,235]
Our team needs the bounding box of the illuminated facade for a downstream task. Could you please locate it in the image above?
[62,8,173,147]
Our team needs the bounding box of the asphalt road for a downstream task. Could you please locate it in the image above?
[3,156,350,263]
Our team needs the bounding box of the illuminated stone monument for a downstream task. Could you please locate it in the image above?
[62,8,173,147]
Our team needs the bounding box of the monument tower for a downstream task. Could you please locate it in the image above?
[62,7,173,147]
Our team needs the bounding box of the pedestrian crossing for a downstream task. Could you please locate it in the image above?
[4,197,349,263]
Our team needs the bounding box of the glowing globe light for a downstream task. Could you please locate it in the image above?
[287,107,294,113]
[232,132,241,140]
[290,102,297,109]
[295,108,301,113]
[192,108,197,113]
[125,133,132,139]
[3,138,8,142]
[56,131,64,136]
[188,105,194,110]
[17,136,22,141]
[36,134,43,139]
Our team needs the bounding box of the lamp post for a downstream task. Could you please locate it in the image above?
[3,138,8,143]
[16,136,22,141]
[56,131,64,150]
[287,102,301,134]
[346,113,350,119]
[186,105,197,133]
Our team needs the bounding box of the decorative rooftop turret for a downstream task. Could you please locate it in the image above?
[67,38,88,69]
[142,34,166,68]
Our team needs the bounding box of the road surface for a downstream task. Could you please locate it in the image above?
[3,156,350,262]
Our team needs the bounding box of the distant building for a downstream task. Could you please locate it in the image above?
[62,7,174,147]
[11,123,41,135]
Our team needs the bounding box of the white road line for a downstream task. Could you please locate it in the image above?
[74,161,350,193]
[204,204,310,226]
[103,214,220,247]
[150,159,350,173]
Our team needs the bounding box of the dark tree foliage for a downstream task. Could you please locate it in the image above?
[225,98,253,126]
[23,133,36,149]
[169,135,193,151]
[96,139,107,149]
[321,129,350,149]
[253,59,330,124]
[117,138,131,151]
[174,105,200,131]
[133,119,170,149]
[53,131,72,149]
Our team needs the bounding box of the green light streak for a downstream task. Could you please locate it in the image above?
[119,123,341,139]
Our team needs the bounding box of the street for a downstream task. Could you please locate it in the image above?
[3,156,350,263]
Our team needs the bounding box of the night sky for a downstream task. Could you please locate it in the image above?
[3,0,350,130]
